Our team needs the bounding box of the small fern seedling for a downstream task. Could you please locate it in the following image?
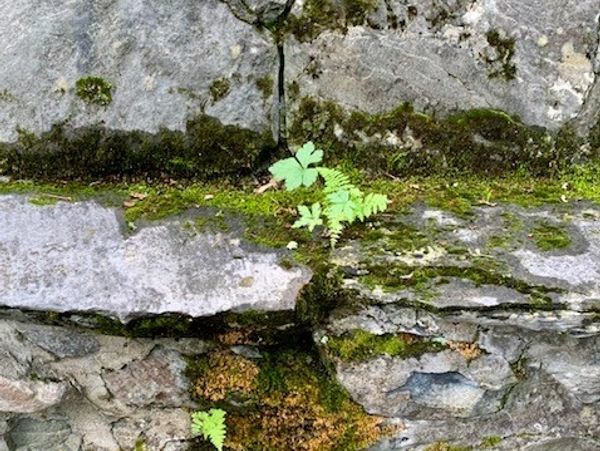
[191,409,227,451]
[269,142,389,247]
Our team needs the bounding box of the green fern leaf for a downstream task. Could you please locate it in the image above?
[360,193,389,218]
[326,190,361,222]
[327,217,345,247]
[293,202,323,231]
[317,167,355,194]
[269,142,323,190]
[191,409,227,451]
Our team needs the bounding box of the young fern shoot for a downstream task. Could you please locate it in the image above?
[269,142,389,247]
[191,409,227,451]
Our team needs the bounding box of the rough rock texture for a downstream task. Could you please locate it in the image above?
[0,195,311,322]
[0,318,209,450]
[318,203,600,450]
[0,0,277,142]
[285,0,600,131]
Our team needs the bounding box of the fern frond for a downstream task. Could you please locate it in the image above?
[191,409,227,451]
[327,217,345,248]
[318,167,358,195]
[359,193,389,219]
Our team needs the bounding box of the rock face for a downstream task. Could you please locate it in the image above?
[0,195,311,322]
[285,0,600,131]
[318,203,600,449]
[0,0,277,142]
[0,318,209,450]
[1,0,598,148]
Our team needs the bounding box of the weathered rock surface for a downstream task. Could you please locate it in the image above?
[0,0,277,142]
[285,0,600,131]
[0,318,209,450]
[318,203,600,449]
[0,195,311,322]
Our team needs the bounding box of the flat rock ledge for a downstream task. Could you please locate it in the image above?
[0,194,312,323]
[318,203,600,450]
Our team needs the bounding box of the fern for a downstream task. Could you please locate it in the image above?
[269,142,389,247]
[191,409,227,451]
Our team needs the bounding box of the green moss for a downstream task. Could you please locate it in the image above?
[28,195,59,206]
[284,0,378,42]
[75,76,113,105]
[425,442,473,451]
[256,75,274,101]
[359,260,559,304]
[0,89,14,102]
[484,30,517,81]
[0,115,276,181]
[288,98,581,178]
[327,329,445,362]
[190,345,386,450]
[209,78,231,102]
[481,436,503,448]
[531,222,572,251]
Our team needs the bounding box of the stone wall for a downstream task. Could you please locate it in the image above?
[0,0,598,146]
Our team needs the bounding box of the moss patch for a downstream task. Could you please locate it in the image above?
[484,29,517,81]
[256,75,274,101]
[326,329,445,362]
[209,78,231,102]
[0,115,276,181]
[425,442,472,451]
[287,98,587,178]
[75,76,113,105]
[189,346,389,450]
[531,222,572,251]
[284,0,378,42]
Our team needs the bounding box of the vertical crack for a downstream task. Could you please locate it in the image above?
[277,42,288,151]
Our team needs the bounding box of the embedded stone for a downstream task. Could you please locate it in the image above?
[0,195,312,322]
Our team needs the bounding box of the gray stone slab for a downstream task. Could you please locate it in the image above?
[0,195,311,321]
[0,0,277,142]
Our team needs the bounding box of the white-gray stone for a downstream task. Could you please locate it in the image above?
[0,0,277,142]
[0,195,311,322]
[285,0,599,130]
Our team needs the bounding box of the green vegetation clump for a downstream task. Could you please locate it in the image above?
[531,222,572,251]
[189,347,388,450]
[269,142,389,246]
[209,78,231,102]
[481,436,503,448]
[75,76,113,105]
[425,442,472,451]
[0,115,276,181]
[288,98,589,178]
[284,0,378,42]
[256,75,274,101]
[191,409,227,451]
[326,329,445,361]
[484,30,517,80]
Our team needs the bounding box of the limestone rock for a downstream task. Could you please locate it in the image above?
[285,0,599,130]
[318,203,600,449]
[0,195,312,322]
[0,0,277,142]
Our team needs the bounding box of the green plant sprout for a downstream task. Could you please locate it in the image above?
[269,142,389,246]
[191,409,227,451]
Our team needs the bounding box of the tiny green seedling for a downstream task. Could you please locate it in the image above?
[191,409,227,451]
[269,142,389,247]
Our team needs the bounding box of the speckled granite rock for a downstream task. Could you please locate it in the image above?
[0,195,311,322]
[318,203,600,450]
